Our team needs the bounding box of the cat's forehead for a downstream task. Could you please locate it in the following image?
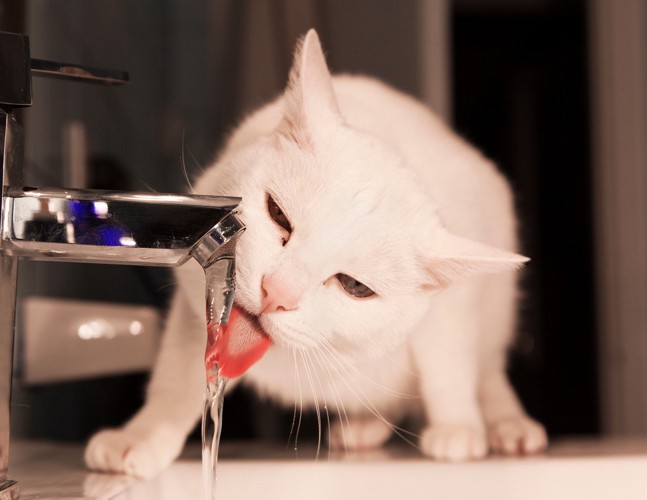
[264,133,434,231]
[267,130,430,212]
[267,164,433,294]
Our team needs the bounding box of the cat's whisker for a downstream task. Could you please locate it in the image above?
[185,142,206,174]
[318,341,420,450]
[307,352,326,461]
[319,338,419,400]
[138,180,159,193]
[300,350,322,460]
[288,347,297,449]
[180,130,196,194]
[155,281,179,293]
[288,347,304,452]
[305,349,332,460]
[311,344,351,455]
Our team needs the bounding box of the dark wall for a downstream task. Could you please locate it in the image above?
[453,0,598,435]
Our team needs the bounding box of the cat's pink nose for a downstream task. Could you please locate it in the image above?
[260,274,300,313]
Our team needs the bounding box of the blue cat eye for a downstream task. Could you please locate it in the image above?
[336,273,376,299]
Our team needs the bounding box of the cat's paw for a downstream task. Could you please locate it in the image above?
[488,416,548,455]
[328,418,392,452]
[420,424,488,462]
[84,427,184,479]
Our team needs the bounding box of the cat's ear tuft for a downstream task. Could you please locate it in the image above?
[422,229,528,289]
[278,29,342,142]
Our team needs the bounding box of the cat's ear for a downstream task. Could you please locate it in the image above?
[278,29,342,142]
[422,229,528,289]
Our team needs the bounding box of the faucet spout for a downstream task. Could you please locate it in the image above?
[191,212,245,268]
[2,186,242,266]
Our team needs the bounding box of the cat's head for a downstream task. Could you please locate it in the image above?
[197,30,526,362]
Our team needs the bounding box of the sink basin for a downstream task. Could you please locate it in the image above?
[10,438,647,499]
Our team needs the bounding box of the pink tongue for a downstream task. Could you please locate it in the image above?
[205,306,271,380]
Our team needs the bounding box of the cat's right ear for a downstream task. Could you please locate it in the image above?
[278,29,343,144]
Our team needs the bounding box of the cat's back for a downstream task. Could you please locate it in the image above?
[332,75,517,249]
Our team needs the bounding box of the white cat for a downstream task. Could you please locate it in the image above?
[85,29,546,478]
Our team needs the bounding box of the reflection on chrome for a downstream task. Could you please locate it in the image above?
[2,186,244,266]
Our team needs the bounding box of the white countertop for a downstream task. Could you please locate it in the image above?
[8,437,647,499]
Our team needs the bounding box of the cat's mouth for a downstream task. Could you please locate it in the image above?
[237,303,316,350]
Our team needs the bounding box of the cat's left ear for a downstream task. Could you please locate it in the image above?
[279,29,342,138]
[422,229,529,289]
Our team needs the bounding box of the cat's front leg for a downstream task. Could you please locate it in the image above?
[411,287,488,462]
[84,423,188,479]
[479,368,547,455]
[85,292,210,478]
[328,417,393,452]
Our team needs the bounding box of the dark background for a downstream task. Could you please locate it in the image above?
[452,0,597,435]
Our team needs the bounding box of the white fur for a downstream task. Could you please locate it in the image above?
[85,30,546,478]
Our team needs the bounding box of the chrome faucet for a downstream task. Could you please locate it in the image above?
[0,32,244,497]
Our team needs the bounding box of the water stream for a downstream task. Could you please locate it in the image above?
[201,257,235,500]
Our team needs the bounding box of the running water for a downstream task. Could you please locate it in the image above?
[202,257,235,500]
[201,256,272,499]
[202,256,272,500]
[202,375,227,500]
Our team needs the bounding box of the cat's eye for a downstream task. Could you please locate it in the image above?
[267,194,292,242]
[336,273,376,299]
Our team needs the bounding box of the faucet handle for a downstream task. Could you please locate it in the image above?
[0,32,32,108]
[30,58,129,86]
[0,31,129,110]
